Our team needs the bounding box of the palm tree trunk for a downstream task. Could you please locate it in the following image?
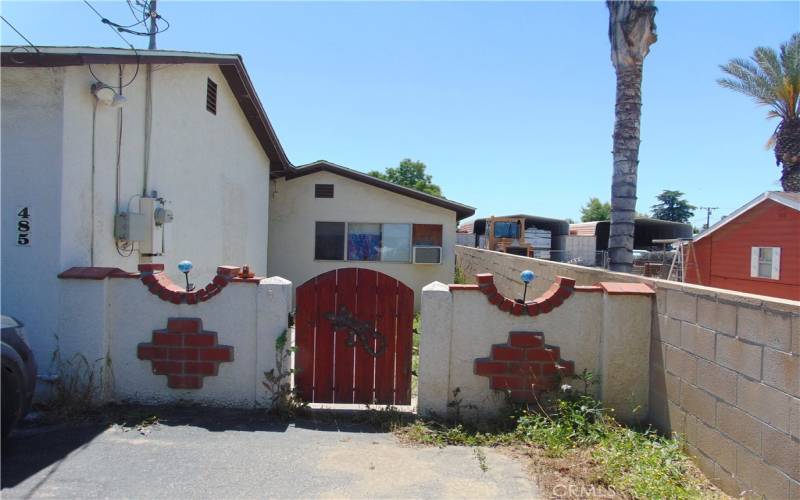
[777,117,800,192]
[609,64,644,272]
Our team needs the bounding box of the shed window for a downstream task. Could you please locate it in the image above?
[750,247,780,280]
[206,78,217,115]
[315,222,345,260]
[315,184,334,198]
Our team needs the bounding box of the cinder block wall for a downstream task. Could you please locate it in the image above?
[456,246,800,499]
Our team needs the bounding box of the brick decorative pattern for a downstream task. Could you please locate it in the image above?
[137,318,234,389]
[469,273,577,317]
[138,264,264,305]
[474,331,575,402]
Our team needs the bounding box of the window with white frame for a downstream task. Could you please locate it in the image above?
[313,222,441,263]
[750,247,781,280]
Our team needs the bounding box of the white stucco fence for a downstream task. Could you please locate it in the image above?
[418,275,653,424]
[53,271,291,408]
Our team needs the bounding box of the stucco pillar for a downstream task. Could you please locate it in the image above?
[56,277,112,401]
[600,291,653,424]
[255,276,292,407]
[418,281,453,418]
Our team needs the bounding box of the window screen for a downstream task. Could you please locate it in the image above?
[315,222,345,260]
[347,223,382,261]
[381,224,412,262]
[757,248,773,278]
[412,224,443,247]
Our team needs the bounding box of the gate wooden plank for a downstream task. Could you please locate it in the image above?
[314,270,337,403]
[333,268,357,403]
[394,284,414,405]
[353,268,378,404]
[374,273,398,404]
[293,280,316,402]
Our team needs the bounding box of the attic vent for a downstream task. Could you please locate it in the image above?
[315,184,334,198]
[206,78,217,115]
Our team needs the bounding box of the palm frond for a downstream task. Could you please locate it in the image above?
[718,34,800,121]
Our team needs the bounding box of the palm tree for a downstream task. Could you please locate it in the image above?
[718,34,800,192]
[607,0,657,273]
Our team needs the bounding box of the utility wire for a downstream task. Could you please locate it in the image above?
[0,15,40,52]
[82,0,136,50]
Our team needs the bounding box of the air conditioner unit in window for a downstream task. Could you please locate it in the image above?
[413,246,442,264]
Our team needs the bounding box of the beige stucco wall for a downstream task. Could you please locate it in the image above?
[2,63,271,373]
[1,67,66,367]
[268,171,458,309]
[418,282,652,424]
[54,275,291,407]
[455,245,800,498]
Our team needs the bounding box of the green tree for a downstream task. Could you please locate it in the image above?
[580,198,612,222]
[718,33,800,192]
[650,190,696,223]
[607,0,658,273]
[368,159,443,197]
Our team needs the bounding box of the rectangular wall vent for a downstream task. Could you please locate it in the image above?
[206,78,217,115]
[315,184,334,198]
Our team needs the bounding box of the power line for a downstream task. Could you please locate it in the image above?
[0,15,40,52]
[82,0,136,50]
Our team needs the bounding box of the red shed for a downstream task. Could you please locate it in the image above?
[684,192,800,301]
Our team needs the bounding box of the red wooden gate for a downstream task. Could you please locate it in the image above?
[294,268,414,405]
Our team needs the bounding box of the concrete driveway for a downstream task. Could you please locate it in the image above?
[2,408,539,499]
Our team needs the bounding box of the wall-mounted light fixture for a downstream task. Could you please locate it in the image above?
[91,82,127,107]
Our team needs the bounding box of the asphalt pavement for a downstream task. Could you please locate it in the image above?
[2,408,539,499]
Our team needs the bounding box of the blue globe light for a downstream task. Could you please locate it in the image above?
[520,270,535,284]
[178,260,193,273]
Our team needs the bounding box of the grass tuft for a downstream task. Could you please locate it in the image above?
[397,387,718,499]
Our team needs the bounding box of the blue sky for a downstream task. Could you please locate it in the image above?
[2,1,798,228]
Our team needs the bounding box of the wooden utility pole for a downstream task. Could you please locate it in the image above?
[698,206,719,230]
[148,0,157,50]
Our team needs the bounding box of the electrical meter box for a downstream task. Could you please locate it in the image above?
[114,212,148,241]
[139,197,163,256]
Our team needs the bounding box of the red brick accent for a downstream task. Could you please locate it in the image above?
[134,264,263,305]
[474,359,508,376]
[58,267,138,280]
[457,273,577,317]
[509,332,544,348]
[492,345,525,361]
[138,263,165,273]
[474,331,575,403]
[137,318,233,389]
[448,284,481,291]
[476,273,494,285]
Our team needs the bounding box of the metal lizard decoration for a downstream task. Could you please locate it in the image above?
[324,305,387,357]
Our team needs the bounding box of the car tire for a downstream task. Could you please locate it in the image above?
[2,364,23,440]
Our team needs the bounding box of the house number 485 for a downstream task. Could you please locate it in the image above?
[16,206,31,246]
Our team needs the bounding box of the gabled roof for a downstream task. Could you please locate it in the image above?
[286,160,476,220]
[694,191,800,242]
[1,46,292,173]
